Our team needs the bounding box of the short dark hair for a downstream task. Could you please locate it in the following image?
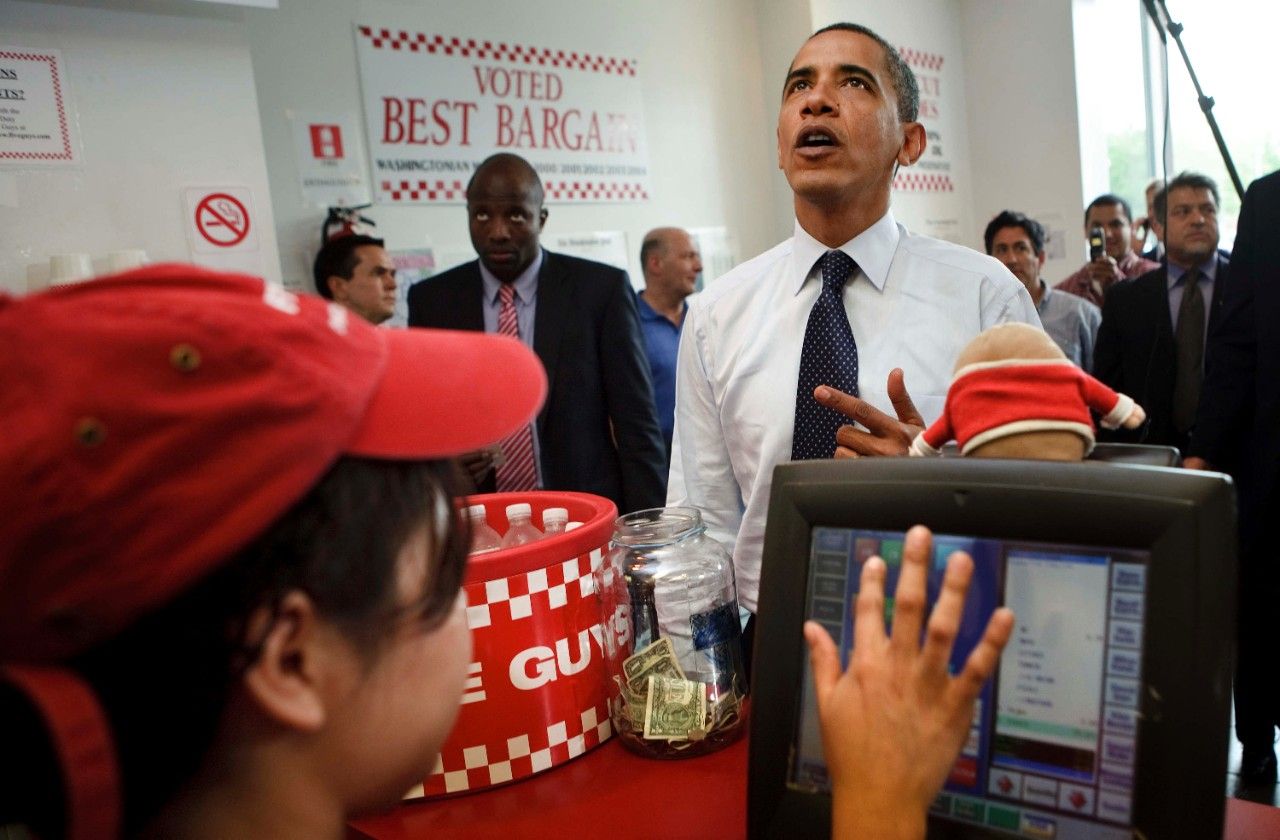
[1084,194,1133,227]
[2,456,468,837]
[1152,171,1220,224]
[312,234,385,299]
[984,210,1046,257]
[807,22,919,123]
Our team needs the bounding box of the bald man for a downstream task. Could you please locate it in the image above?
[407,153,667,513]
[638,227,702,460]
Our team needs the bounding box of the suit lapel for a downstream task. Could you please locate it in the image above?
[1149,268,1174,351]
[533,252,568,431]
[460,263,487,332]
[1208,254,1230,330]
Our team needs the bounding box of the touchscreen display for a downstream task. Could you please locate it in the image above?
[790,528,1148,840]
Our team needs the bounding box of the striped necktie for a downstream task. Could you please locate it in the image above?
[494,283,538,491]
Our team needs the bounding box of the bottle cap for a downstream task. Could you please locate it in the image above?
[466,504,486,518]
[543,506,569,525]
[565,521,584,532]
[505,502,532,518]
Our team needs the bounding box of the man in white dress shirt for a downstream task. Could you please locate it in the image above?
[666,23,1038,637]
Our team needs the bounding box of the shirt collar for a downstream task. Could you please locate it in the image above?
[1035,279,1051,312]
[790,210,899,296]
[635,291,686,323]
[481,248,543,304]
[1165,255,1217,291]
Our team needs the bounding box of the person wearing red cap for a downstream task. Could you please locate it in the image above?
[0,264,1007,840]
[0,265,547,839]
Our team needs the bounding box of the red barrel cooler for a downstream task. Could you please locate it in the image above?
[410,491,618,799]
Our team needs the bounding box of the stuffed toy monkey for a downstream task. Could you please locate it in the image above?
[909,323,1146,461]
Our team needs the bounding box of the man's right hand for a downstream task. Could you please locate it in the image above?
[458,447,500,490]
[1085,255,1121,295]
[816,369,925,458]
[1182,456,1210,471]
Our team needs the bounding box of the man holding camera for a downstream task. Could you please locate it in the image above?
[1056,194,1159,308]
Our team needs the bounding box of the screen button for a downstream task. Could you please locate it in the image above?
[1057,782,1096,815]
[1098,789,1133,824]
[1111,563,1146,591]
[1021,774,1059,808]
[988,768,1022,799]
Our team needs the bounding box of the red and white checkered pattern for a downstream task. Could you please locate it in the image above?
[543,181,649,202]
[413,701,612,796]
[0,51,73,162]
[893,172,955,193]
[380,179,466,202]
[898,46,944,73]
[357,27,637,76]
[465,547,604,630]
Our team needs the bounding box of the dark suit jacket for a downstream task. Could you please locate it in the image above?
[1092,254,1230,452]
[407,250,667,514]
[1190,171,1280,543]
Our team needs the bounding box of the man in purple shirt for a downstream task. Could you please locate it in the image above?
[1056,193,1159,308]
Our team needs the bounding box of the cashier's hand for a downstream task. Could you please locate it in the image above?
[804,526,1015,840]
[816,369,924,458]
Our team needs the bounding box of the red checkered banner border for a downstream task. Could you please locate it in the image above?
[0,50,74,162]
[377,179,651,204]
[898,46,944,73]
[357,28,637,76]
[893,172,955,193]
[380,179,466,202]
[544,181,649,202]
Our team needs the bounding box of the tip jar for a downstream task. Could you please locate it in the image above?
[593,507,747,758]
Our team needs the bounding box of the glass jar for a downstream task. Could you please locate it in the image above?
[594,507,747,759]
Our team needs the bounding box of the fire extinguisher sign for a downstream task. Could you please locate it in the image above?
[289,111,371,208]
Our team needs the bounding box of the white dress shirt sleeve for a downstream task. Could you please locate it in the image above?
[666,299,744,560]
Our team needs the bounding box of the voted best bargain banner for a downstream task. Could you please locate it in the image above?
[354,25,652,205]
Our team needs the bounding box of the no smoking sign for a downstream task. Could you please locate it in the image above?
[183,187,260,255]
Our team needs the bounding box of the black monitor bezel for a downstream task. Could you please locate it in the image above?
[748,458,1235,840]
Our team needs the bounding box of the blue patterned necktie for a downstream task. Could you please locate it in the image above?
[792,250,859,460]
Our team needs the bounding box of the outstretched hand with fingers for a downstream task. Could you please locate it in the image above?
[803,525,1015,840]
[815,368,925,458]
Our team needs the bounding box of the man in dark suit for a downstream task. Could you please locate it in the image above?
[407,153,667,515]
[1185,169,1280,787]
[1093,172,1228,454]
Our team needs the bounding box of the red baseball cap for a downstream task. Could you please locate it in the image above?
[0,264,546,838]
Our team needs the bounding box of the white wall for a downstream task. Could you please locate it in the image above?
[241,0,782,291]
[751,0,815,241]
[810,0,978,248]
[960,0,1087,282]
[0,0,282,292]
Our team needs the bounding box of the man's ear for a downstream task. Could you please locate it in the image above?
[240,591,336,733]
[326,275,348,304]
[897,122,926,167]
[1037,250,1047,271]
[539,207,549,229]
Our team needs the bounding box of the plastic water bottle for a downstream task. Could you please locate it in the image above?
[543,507,569,537]
[467,504,503,555]
[501,502,543,548]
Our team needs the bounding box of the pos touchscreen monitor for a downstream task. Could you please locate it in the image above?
[748,458,1235,840]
